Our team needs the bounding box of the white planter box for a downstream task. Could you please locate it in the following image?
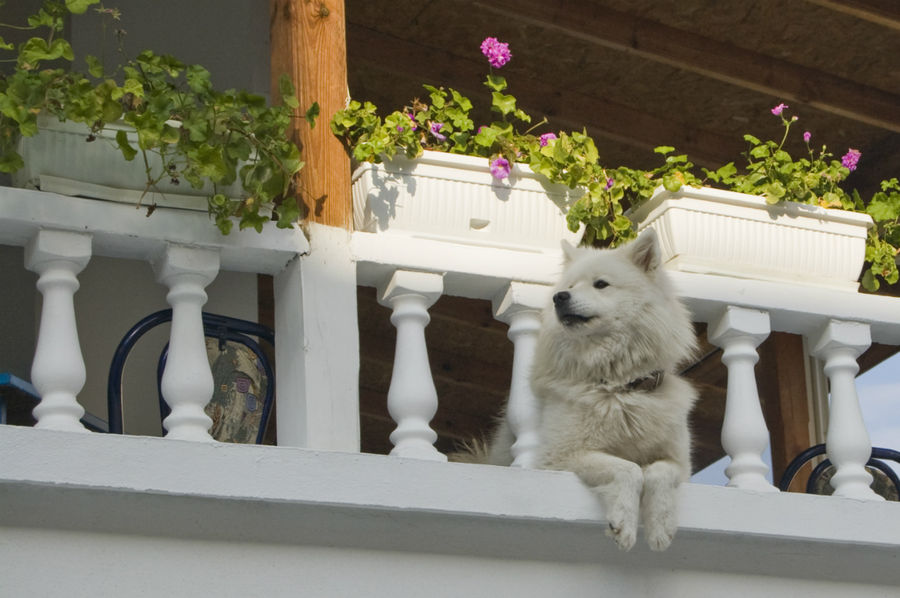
[351,150,582,252]
[12,118,242,211]
[630,186,873,291]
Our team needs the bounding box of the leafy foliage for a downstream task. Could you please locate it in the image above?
[702,109,898,291]
[1,0,313,234]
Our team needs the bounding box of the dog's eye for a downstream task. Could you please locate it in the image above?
[593,279,609,289]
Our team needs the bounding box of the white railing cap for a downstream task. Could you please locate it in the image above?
[0,186,308,274]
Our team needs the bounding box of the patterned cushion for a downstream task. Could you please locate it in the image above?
[203,339,269,444]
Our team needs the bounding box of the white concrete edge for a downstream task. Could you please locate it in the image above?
[2,426,898,549]
[0,186,307,274]
[351,232,900,343]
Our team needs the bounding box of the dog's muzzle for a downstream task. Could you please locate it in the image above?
[553,291,593,326]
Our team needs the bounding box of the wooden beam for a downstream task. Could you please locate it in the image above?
[346,24,744,167]
[270,0,352,228]
[757,332,813,487]
[805,0,900,31]
[474,0,900,134]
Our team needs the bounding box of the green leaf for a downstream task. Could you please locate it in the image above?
[0,149,25,173]
[750,145,770,159]
[861,268,878,292]
[122,78,144,98]
[867,192,900,223]
[484,74,507,92]
[66,0,101,14]
[18,38,74,66]
[186,65,213,94]
[278,74,299,108]
[85,55,104,78]
[115,130,138,161]
[491,91,516,116]
[305,102,320,128]
[0,37,14,51]
[654,146,675,155]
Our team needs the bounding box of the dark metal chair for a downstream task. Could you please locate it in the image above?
[778,443,900,500]
[107,309,275,444]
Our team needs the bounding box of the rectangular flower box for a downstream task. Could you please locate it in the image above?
[630,186,873,291]
[351,150,582,252]
[12,118,242,211]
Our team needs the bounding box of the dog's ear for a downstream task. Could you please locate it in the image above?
[560,239,581,263]
[628,229,661,272]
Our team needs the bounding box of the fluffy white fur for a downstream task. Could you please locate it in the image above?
[484,229,698,551]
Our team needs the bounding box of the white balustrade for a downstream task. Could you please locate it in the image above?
[25,229,92,432]
[811,320,883,501]
[152,244,221,442]
[708,306,779,492]
[378,269,446,461]
[493,282,549,468]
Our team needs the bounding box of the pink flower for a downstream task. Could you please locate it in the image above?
[490,157,511,180]
[841,148,861,171]
[480,37,512,69]
[803,131,812,143]
[429,122,446,142]
[406,112,417,131]
[605,177,614,190]
[539,132,557,147]
[771,103,788,116]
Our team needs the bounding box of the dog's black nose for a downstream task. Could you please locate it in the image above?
[553,291,570,305]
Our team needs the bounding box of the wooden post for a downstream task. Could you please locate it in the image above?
[270,0,351,228]
[758,332,814,489]
[269,1,360,451]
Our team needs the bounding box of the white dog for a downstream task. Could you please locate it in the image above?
[482,229,698,551]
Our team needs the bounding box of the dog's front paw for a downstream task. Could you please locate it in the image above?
[604,498,639,551]
[606,520,638,551]
[645,524,675,552]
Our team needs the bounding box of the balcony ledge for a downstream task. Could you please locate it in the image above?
[2,425,899,589]
[0,186,308,274]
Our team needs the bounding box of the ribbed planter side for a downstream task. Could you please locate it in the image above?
[13,118,242,211]
[351,150,582,252]
[631,186,873,291]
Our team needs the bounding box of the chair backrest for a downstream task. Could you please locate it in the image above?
[107,309,275,444]
[778,443,900,500]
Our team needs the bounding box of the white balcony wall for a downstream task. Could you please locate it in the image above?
[2,425,899,598]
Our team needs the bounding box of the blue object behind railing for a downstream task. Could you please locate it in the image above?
[107,309,275,444]
[778,443,900,499]
[0,372,108,432]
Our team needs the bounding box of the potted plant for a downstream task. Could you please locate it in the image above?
[1,0,317,234]
[332,37,600,251]
[332,37,898,291]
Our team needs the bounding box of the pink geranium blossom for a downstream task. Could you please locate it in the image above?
[841,148,861,171]
[480,37,512,69]
[771,103,788,116]
[539,132,557,147]
[803,131,811,143]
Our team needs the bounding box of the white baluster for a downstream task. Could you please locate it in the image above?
[708,306,779,492]
[811,320,883,501]
[378,270,445,461]
[25,230,92,432]
[493,282,549,468]
[152,244,220,442]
